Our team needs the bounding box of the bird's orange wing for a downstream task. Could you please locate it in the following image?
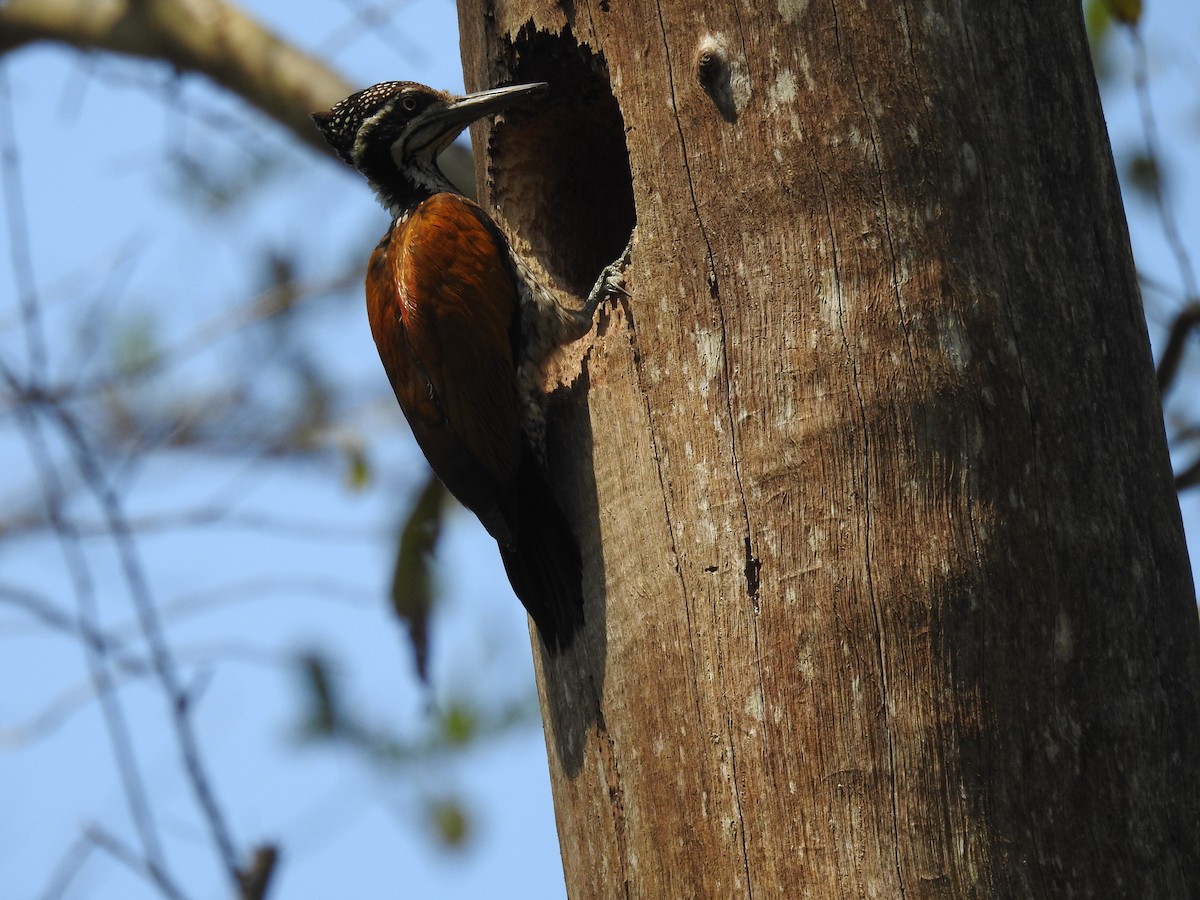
[365,193,523,543]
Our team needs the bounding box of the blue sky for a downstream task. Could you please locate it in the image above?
[2,2,566,898]
[1,2,1199,899]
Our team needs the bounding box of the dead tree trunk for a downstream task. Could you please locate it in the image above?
[458,0,1200,896]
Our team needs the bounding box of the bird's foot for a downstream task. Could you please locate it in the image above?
[582,233,634,320]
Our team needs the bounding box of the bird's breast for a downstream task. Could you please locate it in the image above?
[364,193,526,539]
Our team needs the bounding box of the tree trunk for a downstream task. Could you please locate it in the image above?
[458,1,1200,896]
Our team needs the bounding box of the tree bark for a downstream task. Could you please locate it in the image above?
[458,0,1200,896]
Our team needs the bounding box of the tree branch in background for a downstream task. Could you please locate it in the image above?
[0,0,509,895]
[83,826,187,900]
[0,0,353,155]
[238,845,279,900]
[1120,24,1200,395]
[1175,451,1200,492]
[46,393,246,889]
[0,0,476,185]
[7,32,258,871]
[1157,303,1200,400]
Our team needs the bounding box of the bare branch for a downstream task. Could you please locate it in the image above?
[1156,303,1200,400]
[1,71,178,888]
[0,0,477,187]
[1,666,149,748]
[0,499,380,545]
[39,835,95,900]
[2,640,291,747]
[0,0,354,156]
[0,582,133,661]
[1174,453,1200,491]
[0,67,49,379]
[4,393,176,891]
[1123,27,1200,394]
[147,574,374,633]
[43,397,245,887]
[238,844,280,900]
[325,0,425,62]
[84,826,189,900]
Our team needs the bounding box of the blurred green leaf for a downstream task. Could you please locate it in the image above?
[1084,0,1116,79]
[389,474,447,682]
[343,441,372,491]
[426,796,471,849]
[439,702,478,746]
[112,313,160,378]
[1105,0,1142,26]
[1085,0,1114,45]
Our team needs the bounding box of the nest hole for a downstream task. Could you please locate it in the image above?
[489,29,636,298]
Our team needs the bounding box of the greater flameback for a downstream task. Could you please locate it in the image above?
[313,81,626,651]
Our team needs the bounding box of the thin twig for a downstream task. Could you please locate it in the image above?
[1,666,149,747]
[324,0,424,61]
[85,826,188,900]
[2,383,179,893]
[1156,303,1200,398]
[47,399,244,887]
[0,65,48,379]
[1,70,182,895]
[239,844,280,900]
[0,583,116,644]
[0,503,379,542]
[141,574,374,633]
[38,834,95,900]
[3,638,292,748]
[0,269,360,419]
[1126,28,1200,394]
[2,640,290,746]
[1174,454,1200,491]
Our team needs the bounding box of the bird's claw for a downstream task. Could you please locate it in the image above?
[585,234,635,316]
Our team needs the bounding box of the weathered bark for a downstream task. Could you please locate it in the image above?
[459,0,1200,896]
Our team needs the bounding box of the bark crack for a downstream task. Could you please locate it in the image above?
[621,289,709,886]
[621,294,687,607]
[594,704,633,900]
[652,2,756,893]
[809,56,905,888]
[832,0,918,893]
[846,12,917,378]
[659,32,761,608]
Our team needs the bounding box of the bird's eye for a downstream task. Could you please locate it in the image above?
[399,93,420,113]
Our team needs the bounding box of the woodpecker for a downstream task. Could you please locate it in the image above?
[312,81,626,652]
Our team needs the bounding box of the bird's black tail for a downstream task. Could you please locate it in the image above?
[498,454,585,654]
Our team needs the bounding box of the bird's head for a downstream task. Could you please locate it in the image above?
[312,81,548,217]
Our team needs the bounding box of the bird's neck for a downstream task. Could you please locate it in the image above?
[370,159,458,221]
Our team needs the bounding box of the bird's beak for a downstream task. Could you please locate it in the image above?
[404,82,549,159]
